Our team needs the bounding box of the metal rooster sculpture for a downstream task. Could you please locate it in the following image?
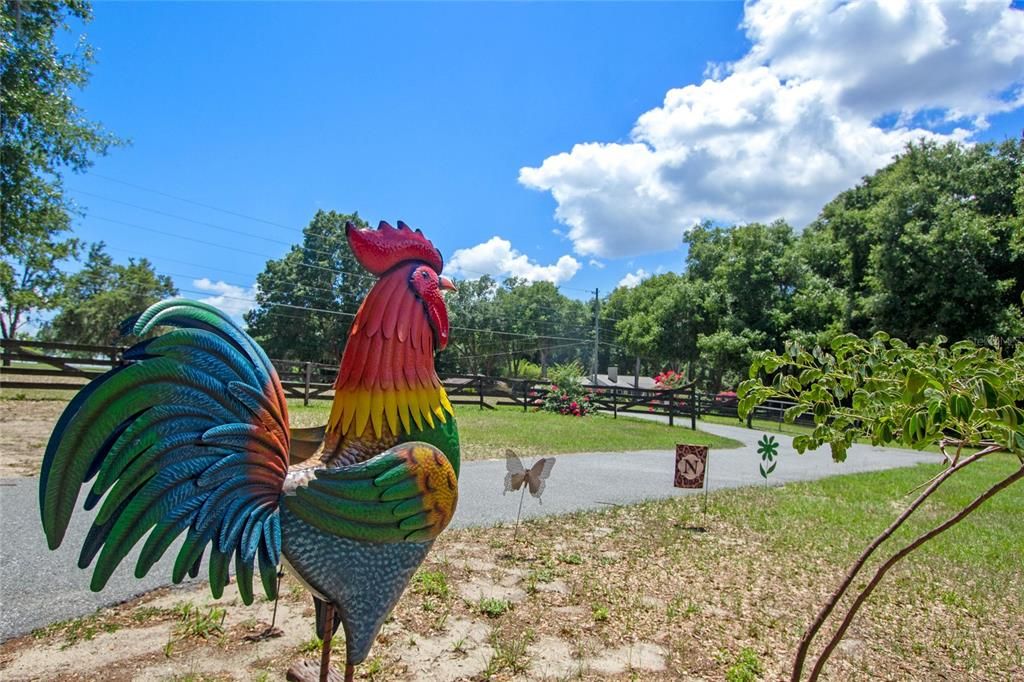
[39,221,460,681]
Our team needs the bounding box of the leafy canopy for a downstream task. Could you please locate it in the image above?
[738,330,1024,463]
[244,210,371,363]
[39,243,177,345]
[1,0,123,339]
[605,139,1022,390]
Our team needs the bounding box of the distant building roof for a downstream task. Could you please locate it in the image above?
[582,374,658,390]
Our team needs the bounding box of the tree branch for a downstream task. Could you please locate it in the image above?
[790,445,1000,681]
[807,458,1024,680]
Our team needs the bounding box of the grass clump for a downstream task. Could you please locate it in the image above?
[484,627,533,675]
[725,647,764,681]
[477,597,511,618]
[172,602,226,640]
[298,632,343,654]
[30,613,120,649]
[413,569,450,599]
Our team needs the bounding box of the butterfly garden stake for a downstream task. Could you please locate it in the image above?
[757,434,780,488]
[503,449,555,544]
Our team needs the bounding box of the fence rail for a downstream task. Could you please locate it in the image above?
[1,339,813,428]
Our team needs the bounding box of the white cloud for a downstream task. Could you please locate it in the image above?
[192,278,258,318]
[520,0,1023,259]
[448,236,581,285]
[617,268,649,289]
[738,0,1024,121]
[588,259,606,269]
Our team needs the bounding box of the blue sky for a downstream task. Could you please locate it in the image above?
[65,1,1024,314]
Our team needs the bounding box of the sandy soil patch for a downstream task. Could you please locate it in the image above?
[2,485,1020,682]
[0,401,65,478]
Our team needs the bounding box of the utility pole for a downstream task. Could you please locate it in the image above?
[592,288,599,383]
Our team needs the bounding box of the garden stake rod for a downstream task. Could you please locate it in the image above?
[513,485,527,545]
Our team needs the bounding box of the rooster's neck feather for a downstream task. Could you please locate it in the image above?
[327,265,453,440]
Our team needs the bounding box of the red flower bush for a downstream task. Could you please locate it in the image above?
[654,369,689,389]
[539,362,597,417]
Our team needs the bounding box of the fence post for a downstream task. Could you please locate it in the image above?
[668,388,675,427]
[522,379,528,412]
[612,386,617,418]
[746,406,753,429]
[303,361,312,406]
[478,376,485,410]
[690,384,696,430]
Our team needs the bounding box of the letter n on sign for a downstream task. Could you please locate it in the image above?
[675,444,708,489]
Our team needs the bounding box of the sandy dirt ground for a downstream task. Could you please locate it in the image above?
[1,497,1020,681]
[0,401,65,478]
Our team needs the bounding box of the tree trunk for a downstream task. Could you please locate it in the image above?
[790,445,1001,681]
[805,459,1024,680]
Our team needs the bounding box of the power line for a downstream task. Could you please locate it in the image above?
[73,189,370,268]
[88,214,381,286]
[447,340,590,361]
[79,175,595,296]
[71,188,298,246]
[171,284,597,343]
[86,173,305,232]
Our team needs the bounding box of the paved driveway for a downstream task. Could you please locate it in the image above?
[0,419,938,641]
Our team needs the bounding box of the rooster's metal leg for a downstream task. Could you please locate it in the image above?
[320,604,334,682]
[345,664,355,682]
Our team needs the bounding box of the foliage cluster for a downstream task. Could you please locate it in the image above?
[738,329,1024,680]
[1,0,123,340]
[605,140,1023,391]
[539,361,596,416]
[38,243,177,344]
[739,330,1024,462]
[244,210,372,363]
[436,276,593,377]
[653,369,688,389]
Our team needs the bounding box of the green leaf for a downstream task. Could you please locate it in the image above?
[782,375,802,394]
[830,333,858,351]
[799,368,823,385]
[905,368,928,395]
[951,394,974,422]
[783,404,805,424]
[980,380,998,409]
[829,440,848,463]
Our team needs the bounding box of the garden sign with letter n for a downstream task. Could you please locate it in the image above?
[674,444,708,489]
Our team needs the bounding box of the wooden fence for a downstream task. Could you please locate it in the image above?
[1,339,811,429]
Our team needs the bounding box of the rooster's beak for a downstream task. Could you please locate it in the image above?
[439,276,456,292]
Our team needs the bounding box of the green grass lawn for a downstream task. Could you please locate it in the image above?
[718,452,1024,579]
[700,411,816,435]
[288,401,742,461]
[497,452,1024,679]
[1,361,91,401]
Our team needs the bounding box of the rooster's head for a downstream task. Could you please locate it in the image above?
[347,220,455,350]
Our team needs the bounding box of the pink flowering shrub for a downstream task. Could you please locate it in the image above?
[540,361,597,417]
[654,369,688,389]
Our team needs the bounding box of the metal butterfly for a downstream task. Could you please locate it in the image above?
[504,449,556,502]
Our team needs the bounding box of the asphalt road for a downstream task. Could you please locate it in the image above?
[0,420,939,641]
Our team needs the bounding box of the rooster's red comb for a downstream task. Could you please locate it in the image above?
[346,221,444,275]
